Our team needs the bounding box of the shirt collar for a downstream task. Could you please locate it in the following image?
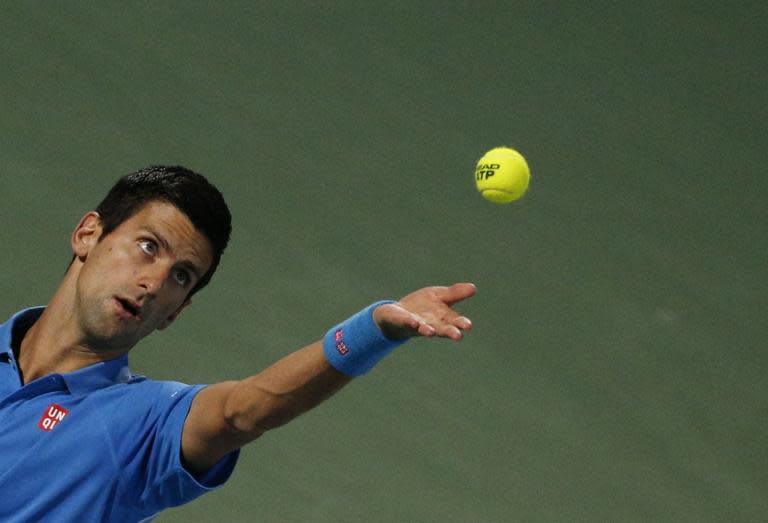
[1,307,134,395]
[0,306,44,363]
[61,355,133,394]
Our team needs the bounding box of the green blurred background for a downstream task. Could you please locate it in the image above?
[1,2,766,521]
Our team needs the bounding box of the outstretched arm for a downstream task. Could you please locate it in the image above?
[181,283,476,474]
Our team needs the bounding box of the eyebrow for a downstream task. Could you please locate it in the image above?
[148,227,170,251]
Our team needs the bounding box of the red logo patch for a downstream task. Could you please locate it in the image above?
[37,404,69,432]
[334,329,349,355]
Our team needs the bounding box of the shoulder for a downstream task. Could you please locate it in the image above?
[105,375,205,408]
[94,376,207,432]
[124,374,199,395]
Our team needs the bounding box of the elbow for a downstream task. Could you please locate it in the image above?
[222,385,296,436]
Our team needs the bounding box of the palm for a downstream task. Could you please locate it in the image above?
[373,283,476,341]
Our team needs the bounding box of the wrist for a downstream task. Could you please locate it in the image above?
[322,301,407,376]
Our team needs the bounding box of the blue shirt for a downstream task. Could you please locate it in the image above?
[0,307,239,522]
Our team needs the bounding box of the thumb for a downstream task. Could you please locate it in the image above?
[438,283,477,305]
[373,303,435,340]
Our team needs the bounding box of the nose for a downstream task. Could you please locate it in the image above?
[137,262,170,295]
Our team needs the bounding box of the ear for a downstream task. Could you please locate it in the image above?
[71,212,103,260]
[157,298,192,331]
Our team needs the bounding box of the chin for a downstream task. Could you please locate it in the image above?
[82,324,139,354]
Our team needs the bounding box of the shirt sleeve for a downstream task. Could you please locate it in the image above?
[106,380,239,514]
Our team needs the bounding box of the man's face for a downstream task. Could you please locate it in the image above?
[72,200,213,353]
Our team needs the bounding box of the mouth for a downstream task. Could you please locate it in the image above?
[115,297,142,320]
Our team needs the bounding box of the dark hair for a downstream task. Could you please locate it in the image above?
[95,165,232,296]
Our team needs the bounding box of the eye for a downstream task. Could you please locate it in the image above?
[139,239,157,256]
[173,269,191,286]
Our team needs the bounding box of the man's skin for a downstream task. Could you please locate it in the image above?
[17,200,476,475]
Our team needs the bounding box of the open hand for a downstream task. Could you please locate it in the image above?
[372,283,476,341]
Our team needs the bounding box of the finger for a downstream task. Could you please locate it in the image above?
[375,303,412,326]
[452,316,472,331]
[435,324,463,341]
[416,321,436,337]
[437,282,477,305]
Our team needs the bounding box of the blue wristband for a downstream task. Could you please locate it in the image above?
[323,300,407,376]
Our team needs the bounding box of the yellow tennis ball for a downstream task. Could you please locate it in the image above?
[475,147,530,204]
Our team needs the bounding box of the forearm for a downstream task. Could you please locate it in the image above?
[182,341,352,474]
[224,341,352,436]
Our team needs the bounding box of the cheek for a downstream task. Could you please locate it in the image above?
[159,289,189,313]
[83,245,135,286]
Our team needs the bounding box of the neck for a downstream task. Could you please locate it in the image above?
[18,267,126,384]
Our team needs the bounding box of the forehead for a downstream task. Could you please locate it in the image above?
[115,200,213,270]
